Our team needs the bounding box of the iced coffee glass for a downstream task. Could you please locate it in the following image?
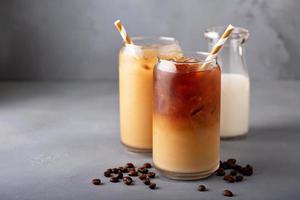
[119,37,181,152]
[153,52,221,180]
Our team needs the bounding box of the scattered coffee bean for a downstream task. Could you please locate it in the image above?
[222,161,229,169]
[228,163,236,169]
[118,167,128,173]
[128,170,138,177]
[112,168,119,174]
[223,175,235,183]
[117,172,123,179]
[125,163,135,169]
[139,174,148,180]
[143,178,151,185]
[227,158,236,165]
[149,183,156,189]
[92,178,101,185]
[110,176,119,183]
[245,164,253,171]
[127,168,136,172]
[223,189,234,197]
[235,175,244,182]
[104,170,112,177]
[230,170,237,176]
[98,159,253,193]
[223,175,230,181]
[138,167,148,174]
[219,160,224,169]
[197,185,206,191]
[123,168,129,173]
[143,163,152,168]
[123,176,133,185]
[233,164,242,172]
[147,172,156,178]
[241,167,253,176]
[216,168,225,176]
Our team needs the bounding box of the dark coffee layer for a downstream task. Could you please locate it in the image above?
[154,61,221,124]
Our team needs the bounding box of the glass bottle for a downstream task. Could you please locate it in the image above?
[205,27,250,139]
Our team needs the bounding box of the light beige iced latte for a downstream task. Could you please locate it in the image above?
[119,37,181,152]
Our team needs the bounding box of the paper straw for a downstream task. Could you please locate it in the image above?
[201,24,234,68]
[114,20,133,44]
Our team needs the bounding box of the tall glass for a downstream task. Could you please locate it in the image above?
[205,27,250,139]
[119,37,181,152]
[153,52,221,180]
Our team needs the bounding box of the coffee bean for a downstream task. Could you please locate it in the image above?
[216,168,225,176]
[138,167,148,174]
[118,167,128,173]
[227,158,236,165]
[223,175,235,183]
[147,172,156,178]
[245,164,253,170]
[233,164,242,172]
[230,170,237,176]
[227,163,236,169]
[235,175,244,182]
[222,161,229,169]
[106,168,113,173]
[143,163,152,168]
[104,170,111,177]
[197,185,206,191]
[244,164,253,175]
[223,175,230,181]
[123,176,133,185]
[92,178,101,185]
[110,176,119,183]
[128,170,138,176]
[127,168,136,172]
[143,178,151,185]
[219,160,224,169]
[149,183,156,189]
[125,163,135,168]
[117,172,123,179]
[223,189,234,197]
[139,174,148,180]
[112,168,119,174]
[241,167,253,176]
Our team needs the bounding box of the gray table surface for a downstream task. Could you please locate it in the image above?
[0,81,299,200]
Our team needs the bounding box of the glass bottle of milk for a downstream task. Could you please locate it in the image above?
[205,27,250,139]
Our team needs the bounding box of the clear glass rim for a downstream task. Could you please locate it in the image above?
[204,26,250,41]
[159,51,216,65]
[124,36,178,48]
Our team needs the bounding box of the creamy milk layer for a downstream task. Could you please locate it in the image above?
[221,73,250,138]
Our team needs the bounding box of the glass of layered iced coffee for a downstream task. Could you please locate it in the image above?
[153,52,221,180]
[119,37,181,152]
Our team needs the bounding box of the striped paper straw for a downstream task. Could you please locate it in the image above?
[201,24,234,68]
[114,19,133,44]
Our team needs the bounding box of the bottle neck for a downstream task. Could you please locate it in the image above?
[208,42,248,76]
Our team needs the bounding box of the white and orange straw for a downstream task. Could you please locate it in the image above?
[114,19,133,45]
[201,24,235,68]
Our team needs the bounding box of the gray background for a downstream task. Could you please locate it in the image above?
[0,0,300,81]
[0,81,300,200]
[1,1,300,199]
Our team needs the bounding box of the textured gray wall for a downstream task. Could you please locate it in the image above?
[0,0,299,81]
